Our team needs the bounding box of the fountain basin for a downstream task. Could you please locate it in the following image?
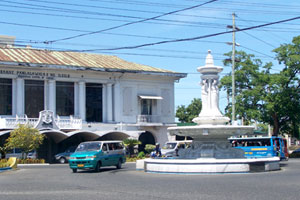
[136,157,280,174]
[168,125,254,141]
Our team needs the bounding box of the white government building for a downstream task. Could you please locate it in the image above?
[0,36,186,162]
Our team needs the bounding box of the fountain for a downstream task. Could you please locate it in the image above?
[136,51,280,174]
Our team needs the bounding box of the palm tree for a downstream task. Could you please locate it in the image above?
[123,138,141,157]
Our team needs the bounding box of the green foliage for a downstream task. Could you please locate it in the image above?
[0,146,7,159]
[144,144,155,154]
[0,159,9,168]
[220,44,300,137]
[123,138,141,156]
[5,124,44,158]
[176,98,202,123]
[137,151,145,159]
[16,158,45,164]
[123,138,141,147]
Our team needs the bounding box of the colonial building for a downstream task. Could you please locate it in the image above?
[0,36,186,162]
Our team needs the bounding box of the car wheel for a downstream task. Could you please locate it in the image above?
[116,159,122,169]
[59,157,67,164]
[72,168,77,173]
[95,162,101,172]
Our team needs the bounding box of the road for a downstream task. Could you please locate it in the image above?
[0,159,300,200]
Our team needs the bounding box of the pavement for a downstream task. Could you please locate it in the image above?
[0,159,299,200]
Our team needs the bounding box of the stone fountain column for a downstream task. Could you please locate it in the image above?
[168,50,254,159]
[193,50,230,125]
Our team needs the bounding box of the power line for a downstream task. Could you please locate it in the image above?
[46,0,219,43]
[20,0,232,21]
[0,7,229,30]
[239,46,275,59]
[236,15,290,44]
[76,16,300,52]
[241,32,276,48]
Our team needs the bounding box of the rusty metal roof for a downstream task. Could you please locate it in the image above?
[0,47,186,77]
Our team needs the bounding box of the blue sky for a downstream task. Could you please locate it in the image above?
[1,0,300,113]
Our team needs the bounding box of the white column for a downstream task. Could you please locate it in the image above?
[78,81,86,121]
[44,80,49,111]
[102,85,107,122]
[16,78,24,116]
[106,83,113,122]
[48,80,56,115]
[12,79,17,116]
[113,82,121,122]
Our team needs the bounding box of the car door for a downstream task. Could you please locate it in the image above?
[107,143,117,165]
[101,143,110,166]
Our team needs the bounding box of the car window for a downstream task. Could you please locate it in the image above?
[76,142,102,152]
[108,143,115,151]
[102,144,108,151]
[114,143,123,150]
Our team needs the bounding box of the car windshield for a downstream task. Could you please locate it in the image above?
[75,142,102,152]
[163,143,177,149]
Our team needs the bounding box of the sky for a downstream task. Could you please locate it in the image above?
[1,0,300,113]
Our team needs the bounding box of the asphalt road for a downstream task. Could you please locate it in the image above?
[0,159,300,200]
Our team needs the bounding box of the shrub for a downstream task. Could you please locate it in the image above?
[123,138,141,157]
[126,156,137,162]
[0,159,9,168]
[144,144,155,154]
[137,151,145,159]
[17,158,45,164]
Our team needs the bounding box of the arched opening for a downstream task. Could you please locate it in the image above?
[138,131,155,152]
[98,132,129,141]
[0,132,10,159]
[38,130,68,163]
[55,131,100,161]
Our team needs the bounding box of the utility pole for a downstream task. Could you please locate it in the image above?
[226,13,239,125]
[231,13,236,125]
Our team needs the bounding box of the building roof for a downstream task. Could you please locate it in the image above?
[0,47,186,77]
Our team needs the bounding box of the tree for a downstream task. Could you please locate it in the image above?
[176,98,202,123]
[220,50,269,125]
[5,124,44,158]
[0,146,7,159]
[220,47,300,137]
[272,35,300,137]
[123,138,141,157]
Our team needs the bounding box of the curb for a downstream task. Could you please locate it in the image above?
[0,167,12,172]
[18,163,50,166]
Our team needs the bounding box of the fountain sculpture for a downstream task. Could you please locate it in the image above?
[136,50,280,174]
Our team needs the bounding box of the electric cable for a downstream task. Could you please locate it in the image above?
[45,0,219,43]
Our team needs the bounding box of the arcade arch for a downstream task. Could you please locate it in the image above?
[138,131,156,152]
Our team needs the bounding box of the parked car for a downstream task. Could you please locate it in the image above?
[54,146,76,163]
[1,148,36,159]
[69,141,126,173]
[290,148,300,157]
[27,151,37,159]
[160,140,193,157]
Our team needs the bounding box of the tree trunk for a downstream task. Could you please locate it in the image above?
[272,113,279,136]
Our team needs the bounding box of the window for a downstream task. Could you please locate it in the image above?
[141,99,152,115]
[0,78,12,115]
[86,83,102,122]
[56,81,74,116]
[25,80,44,118]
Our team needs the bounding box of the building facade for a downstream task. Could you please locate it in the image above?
[0,41,186,162]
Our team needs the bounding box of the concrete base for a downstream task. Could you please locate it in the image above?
[136,157,280,174]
